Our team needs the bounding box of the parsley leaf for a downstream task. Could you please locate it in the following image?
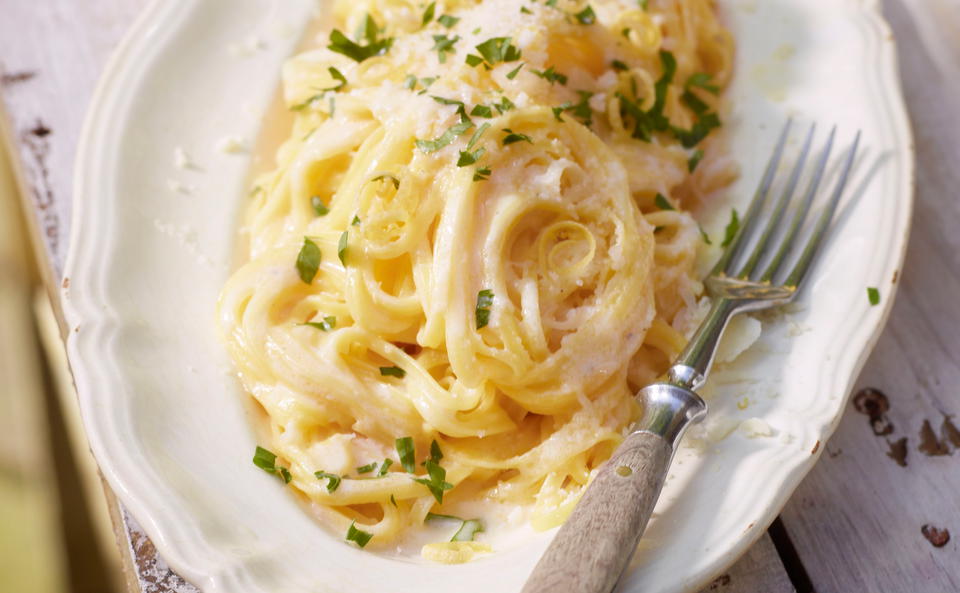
[425,513,485,542]
[574,5,596,24]
[328,17,393,63]
[470,104,493,118]
[253,446,292,483]
[699,224,712,245]
[314,471,341,492]
[377,458,394,476]
[338,231,349,265]
[654,193,675,211]
[413,460,454,503]
[867,287,880,306]
[431,34,460,63]
[438,14,460,28]
[688,149,704,172]
[415,120,473,153]
[476,289,494,329]
[473,166,491,181]
[303,316,336,331]
[356,462,377,474]
[428,440,443,464]
[466,122,490,150]
[346,522,374,548]
[467,37,522,69]
[296,237,321,284]
[531,66,567,85]
[502,128,533,145]
[371,173,400,189]
[506,63,524,80]
[453,519,484,542]
[422,2,436,26]
[457,146,486,166]
[687,72,720,95]
[311,196,330,216]
[325,67,347,91]
[721,209,740,248]
[396,437,416,473]
[380,366,406,378]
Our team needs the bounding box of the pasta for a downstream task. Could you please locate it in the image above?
[219,0,735,562]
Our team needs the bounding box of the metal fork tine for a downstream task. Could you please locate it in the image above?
[760,126,836,282]
[735,123,817,280]
[710,119,792,278]
[784,131,861,288]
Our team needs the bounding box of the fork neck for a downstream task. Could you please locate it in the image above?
[670,298,740,390]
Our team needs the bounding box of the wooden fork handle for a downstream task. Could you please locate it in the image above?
[521,430,672,593]
[522,382,706,593]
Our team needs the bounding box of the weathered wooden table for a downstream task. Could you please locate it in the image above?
[2,0,957,591]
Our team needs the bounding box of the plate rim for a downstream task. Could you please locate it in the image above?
[63,0,914,591]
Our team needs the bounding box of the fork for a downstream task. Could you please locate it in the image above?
[522,120,861,593]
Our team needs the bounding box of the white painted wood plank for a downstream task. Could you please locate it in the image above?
[779,1,960,591]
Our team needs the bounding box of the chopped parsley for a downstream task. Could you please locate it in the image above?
[520,6,533,14]
[290,92,326,112]
[551,102,572,122]
[352,215,361,226]
[413,459,454,503]
[867,287,881,306]
[296,237,321,284]
[574,5,596,24]
[476,289,494,329]
[325,67,347,91]
[431,34,460,63]
[311,196,330,216]
[303,316,336,331]
[502,128,533,145]
[465,37,522,69]
[253,446,292,483]
[327,15,393,62]
[428,439,444,464]
[371,173,400,189]
[380,365,406,378]
[686,72,720,95]
[531,65,568,85]
[721,209,740,248]
[473,167,492,181]
[356,462,378,474]
[390,494,398,506]
[438,14,460,28]
[699,225,712,245]
[457,146,485,166]
[346,522,374,548]
[377,458,394,477]
[654,193,675,210]
[422,2,436,26]
[506,63,524,80]
[466,122,490,149]
[415,120,473,153]
[493,95,515,114]
[688,149,704,172]
[611,59,629,72]
[314,471,342,492]
[470,104,493,118]
[402,74,417,89]
[425,513,485,542]
[396,436,416,473]
[338,231,349,265]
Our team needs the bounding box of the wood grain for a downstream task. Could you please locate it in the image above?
[778,1,960,592]
[523,431,673,593]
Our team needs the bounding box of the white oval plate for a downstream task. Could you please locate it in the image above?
[64,1,912,591]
